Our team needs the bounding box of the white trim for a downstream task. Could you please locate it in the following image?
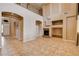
[63,39,76,43]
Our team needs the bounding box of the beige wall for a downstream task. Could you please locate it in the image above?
[43,3,62,20]
[42,4,50,18]
[43,3,77,19]
[50,3,62,18]
[42,4,51,26]
[28,4,40,14]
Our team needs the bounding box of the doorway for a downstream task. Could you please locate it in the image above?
[2,17,10,36]
[36,20,42,37]
[2,12,23,41]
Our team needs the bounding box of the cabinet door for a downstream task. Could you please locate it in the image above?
[62,4,77,16]
[66,16,77,41]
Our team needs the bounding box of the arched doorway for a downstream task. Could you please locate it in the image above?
[1,12,23,41]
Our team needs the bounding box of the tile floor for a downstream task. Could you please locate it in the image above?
[0,37,79,56]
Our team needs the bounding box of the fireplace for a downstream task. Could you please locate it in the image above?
[43,28,49,36]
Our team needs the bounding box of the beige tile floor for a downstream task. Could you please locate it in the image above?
[0,36,79,56]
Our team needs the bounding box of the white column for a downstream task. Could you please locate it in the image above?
[0,12,2,48]
[63,16,67,40]
[77,16,79,32]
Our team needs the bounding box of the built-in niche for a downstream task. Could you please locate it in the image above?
[52,20,63,25]
[2,12,23,40]
[36,20,42,26]
[52,20,63,38]
[52,28,63,38]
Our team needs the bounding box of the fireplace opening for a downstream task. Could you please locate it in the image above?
[43,28,49,36]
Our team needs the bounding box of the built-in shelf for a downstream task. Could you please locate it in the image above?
[52,20,63,25]
[51,25,63,28]
[52,20,63,38]
[52,35,62,38]
[52,28,63,38]
[52,34,62,36]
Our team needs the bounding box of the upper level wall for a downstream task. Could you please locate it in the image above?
[16,3,42,15]
[61,3,77,16]
[27,4,40,14]
[16,3,28,9]
[42,4,51,26]
[42,4,50,18]
[42,4,62,19]
[42,3,77,21]
[42,3,62,26]
[50,3,62,17]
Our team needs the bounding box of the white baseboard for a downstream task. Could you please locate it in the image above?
[23,36,36,43]
[63,39,76,43]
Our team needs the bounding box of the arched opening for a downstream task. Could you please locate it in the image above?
[36,20,42,37]
[1,12,23,41]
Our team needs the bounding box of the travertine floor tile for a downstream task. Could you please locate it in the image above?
[0,37,79,56]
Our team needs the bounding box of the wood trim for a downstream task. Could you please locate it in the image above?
[52,35,62,38]
[2,12,23,20]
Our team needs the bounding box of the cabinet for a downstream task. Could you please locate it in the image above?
[62,4,77,16]
[66,16,77,41]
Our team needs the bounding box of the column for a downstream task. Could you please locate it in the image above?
[0,12,2,48]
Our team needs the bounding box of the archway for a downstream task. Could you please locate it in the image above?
[1,11,23,40]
